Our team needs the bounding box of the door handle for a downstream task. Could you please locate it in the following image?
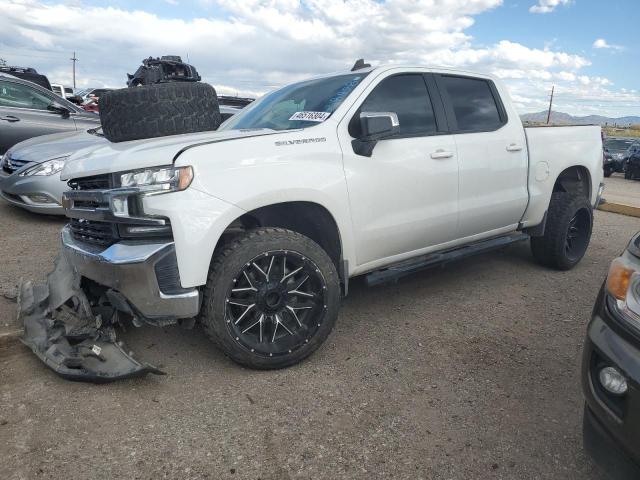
[506,143,523,152]
[430,149,454,159]
[0,115,20,123]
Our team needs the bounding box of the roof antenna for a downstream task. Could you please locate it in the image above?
[351,59,371,71]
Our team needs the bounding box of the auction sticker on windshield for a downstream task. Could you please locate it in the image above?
[289,111,331,122]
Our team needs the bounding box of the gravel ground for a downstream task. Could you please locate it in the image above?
[604,173,640,207]
[1,201,639,480]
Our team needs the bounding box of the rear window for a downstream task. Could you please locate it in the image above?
[440,76,504,132]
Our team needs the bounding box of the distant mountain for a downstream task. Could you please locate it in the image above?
[520,110,640,127]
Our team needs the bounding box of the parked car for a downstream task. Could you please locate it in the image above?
[582,232,640,479]
[51,84,75,99]
[0,73,100,154]
[75,87,114,103]
[0,65,52,90]
[0,106,239,214]
[604,137,635,177]
[624,143,640,180]
[19,63,604,381]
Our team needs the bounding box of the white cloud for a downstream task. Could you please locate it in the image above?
[0,0,636,117]
[593,38,624,51]
[529,0,571,14]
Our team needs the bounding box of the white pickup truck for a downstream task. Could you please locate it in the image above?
[21,64,604,378]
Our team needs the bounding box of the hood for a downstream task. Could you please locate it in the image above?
[61,128,281,180]
[8,130,107,164]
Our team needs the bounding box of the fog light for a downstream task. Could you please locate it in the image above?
[26,194,55,204]
[599,367,628,395]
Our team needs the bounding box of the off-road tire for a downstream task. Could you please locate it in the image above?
[199,228,341,369]
[531,192,593,270]
[99,82,221,143]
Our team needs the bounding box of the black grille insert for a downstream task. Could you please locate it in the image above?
[69,218,118,247]
[68,174,111,190]
[154,252,190,295]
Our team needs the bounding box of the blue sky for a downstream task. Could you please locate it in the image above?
[470,0,637,91]
[1,0,638,117]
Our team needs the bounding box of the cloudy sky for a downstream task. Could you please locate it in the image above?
[1,0,638,118]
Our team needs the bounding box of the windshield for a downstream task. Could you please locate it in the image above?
[221,73,368,131]
[605,138,634,153]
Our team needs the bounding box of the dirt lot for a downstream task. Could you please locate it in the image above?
[1,201,639,480]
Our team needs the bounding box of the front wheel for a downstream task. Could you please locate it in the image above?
[199,228,340,369]
[531,192,593,270]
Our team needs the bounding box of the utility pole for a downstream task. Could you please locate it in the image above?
[70,51,78,88]
[546,85,555,125]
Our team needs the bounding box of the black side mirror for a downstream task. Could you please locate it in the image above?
[47,103,71,118]
[352,112,399,157]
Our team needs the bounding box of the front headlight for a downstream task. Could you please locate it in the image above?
[606,249,640,331]
[120,165,193,193]
[22,157,67,176]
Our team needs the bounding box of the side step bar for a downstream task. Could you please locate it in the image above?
[365,233,530,287]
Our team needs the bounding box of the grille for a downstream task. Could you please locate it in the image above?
[69,218,118,247]
[68,174,111,190]
[2,156,31,174]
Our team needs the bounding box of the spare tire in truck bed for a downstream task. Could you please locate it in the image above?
[99,82,222,143]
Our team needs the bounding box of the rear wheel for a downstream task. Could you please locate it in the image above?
[531,192,593,270]
[199,228,340,369]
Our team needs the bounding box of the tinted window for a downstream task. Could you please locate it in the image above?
[441,76,503,132]
[0,80,53,110]
[351,74,436,137]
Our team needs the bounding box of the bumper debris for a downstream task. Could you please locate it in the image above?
[18,254,164,383]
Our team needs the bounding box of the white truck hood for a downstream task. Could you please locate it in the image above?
[60,128,278,181]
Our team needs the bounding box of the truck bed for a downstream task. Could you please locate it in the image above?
[521,124,603,228]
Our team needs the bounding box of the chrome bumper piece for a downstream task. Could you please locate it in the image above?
[61,225,199,320]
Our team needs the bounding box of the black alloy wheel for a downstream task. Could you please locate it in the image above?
[564,208,591,262]
[199,228,340,369]
[225,250,328,357]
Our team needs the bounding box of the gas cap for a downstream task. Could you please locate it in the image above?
[535,161,550,181]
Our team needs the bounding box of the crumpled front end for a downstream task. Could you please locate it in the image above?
[19,252,165,383]
[18,221,200,382]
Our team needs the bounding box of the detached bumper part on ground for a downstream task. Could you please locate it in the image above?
[16,226,204,382]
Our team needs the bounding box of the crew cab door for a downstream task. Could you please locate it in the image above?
[339,72,459,267]
[435,74,529,238]
[0,79,77,153]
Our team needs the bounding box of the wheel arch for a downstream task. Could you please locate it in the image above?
[213,201,349,294]
[553,165,592,200]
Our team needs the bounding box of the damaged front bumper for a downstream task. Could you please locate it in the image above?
[18,226,200,382]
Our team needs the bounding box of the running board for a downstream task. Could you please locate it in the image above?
[365,233,530,287]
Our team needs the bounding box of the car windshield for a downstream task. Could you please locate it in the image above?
[605,139,634,153]
[221,73,368,131]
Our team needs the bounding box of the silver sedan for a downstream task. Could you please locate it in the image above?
[0,105,239,215]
